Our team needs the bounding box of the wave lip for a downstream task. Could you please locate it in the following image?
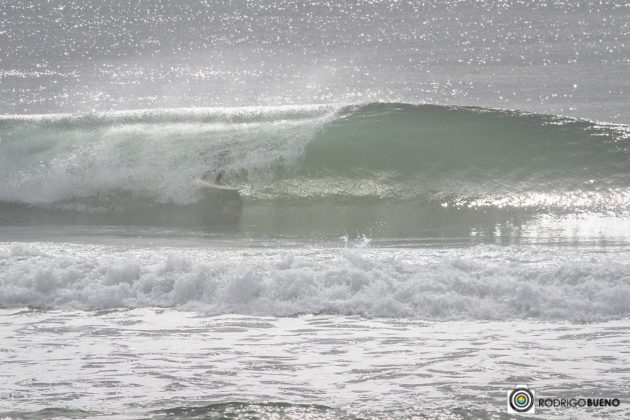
[0,104,339,126]
[2,243,630,322]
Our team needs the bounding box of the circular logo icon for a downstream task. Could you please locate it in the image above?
[509,387,534,412]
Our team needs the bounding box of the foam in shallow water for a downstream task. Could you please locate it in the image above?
[0,309,628,419]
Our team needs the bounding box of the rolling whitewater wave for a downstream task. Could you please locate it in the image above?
[2,242,630,321]
[1,102,629,216]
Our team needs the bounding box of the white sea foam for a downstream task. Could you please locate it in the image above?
[1,309,628,418]
[2,242,629,321]
[0,105,338,207]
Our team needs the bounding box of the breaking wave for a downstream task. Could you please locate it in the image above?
[1,102,629,215]
[2,242,630,321]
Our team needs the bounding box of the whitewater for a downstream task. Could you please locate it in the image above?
[1,0,630,419]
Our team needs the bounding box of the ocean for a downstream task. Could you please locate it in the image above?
[1,1,629,419]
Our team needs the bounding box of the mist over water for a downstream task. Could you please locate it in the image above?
[1,1,629,121]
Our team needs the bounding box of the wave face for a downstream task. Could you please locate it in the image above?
[1,103,629,220]
[276,103,630,212]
